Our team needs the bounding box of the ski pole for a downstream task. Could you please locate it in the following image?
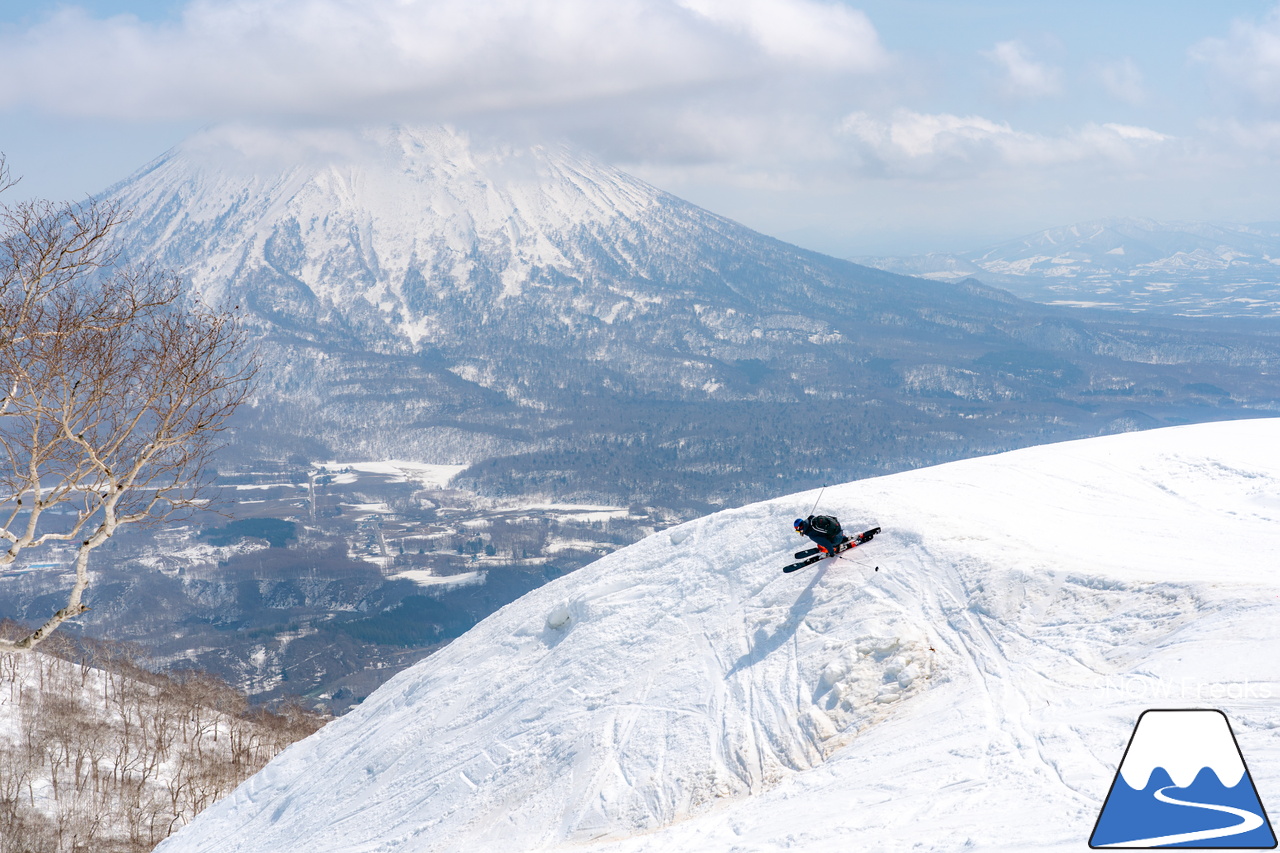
[835,552,879,572]
[807,484,826,518]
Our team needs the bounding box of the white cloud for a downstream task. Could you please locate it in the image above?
[677,0,887,72]
[1198,116,1280,154]
[0,0,889,121]
[0,0,1225,249]
[839,109,1171,176]
[1192,7,1280,109]
[981,39,1062,100]
[1095,57,1145,105]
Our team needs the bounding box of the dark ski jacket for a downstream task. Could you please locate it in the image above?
[798,514,843,552]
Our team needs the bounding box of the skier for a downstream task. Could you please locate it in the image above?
[794,515,846,556]
[785,516,881,572]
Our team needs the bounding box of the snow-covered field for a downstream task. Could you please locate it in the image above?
[315,461,468,491]
[388,569,486,589]
[156,419,1280,852]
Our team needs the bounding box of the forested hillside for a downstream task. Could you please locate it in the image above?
[0,626,323,852]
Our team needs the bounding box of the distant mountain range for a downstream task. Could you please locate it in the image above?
[102,127,1280,511]
[854,218,1280,316]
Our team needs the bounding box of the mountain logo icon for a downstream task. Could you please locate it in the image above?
[1090,709,1277,848]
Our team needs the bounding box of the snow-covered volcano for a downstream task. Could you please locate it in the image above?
[155,419,1280,852]
[104,121,996,363]
[107,124,679,347]
[104,122,1026,472]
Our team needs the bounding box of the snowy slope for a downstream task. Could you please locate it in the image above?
[155,419,1280,852]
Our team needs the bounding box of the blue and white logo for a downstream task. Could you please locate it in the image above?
[1091,709,1276,848]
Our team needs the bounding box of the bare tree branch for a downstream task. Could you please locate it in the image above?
[0,158,258,650]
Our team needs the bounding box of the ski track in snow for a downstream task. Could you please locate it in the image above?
[156,419,1280,852]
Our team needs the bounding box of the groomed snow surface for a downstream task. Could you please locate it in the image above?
[156,419,1280,852]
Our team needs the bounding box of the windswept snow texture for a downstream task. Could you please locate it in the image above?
[156,420,1280,852]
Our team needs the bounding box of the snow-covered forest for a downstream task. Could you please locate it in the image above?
[0,628,322,852]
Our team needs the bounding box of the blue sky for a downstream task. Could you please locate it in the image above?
[3,1,1280,255]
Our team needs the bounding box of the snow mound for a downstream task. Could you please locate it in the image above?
[156,419,1280,852]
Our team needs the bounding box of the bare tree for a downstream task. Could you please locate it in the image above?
[0,155,257,649]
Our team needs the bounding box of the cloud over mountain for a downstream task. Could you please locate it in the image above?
[6,1,1280,255]
[0,0,887,121]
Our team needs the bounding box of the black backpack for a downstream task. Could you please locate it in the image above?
[808,515,842,537]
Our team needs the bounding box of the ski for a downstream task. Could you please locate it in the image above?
[785,527,881,573]
[783,554,825,573]
[855,526,881,545]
